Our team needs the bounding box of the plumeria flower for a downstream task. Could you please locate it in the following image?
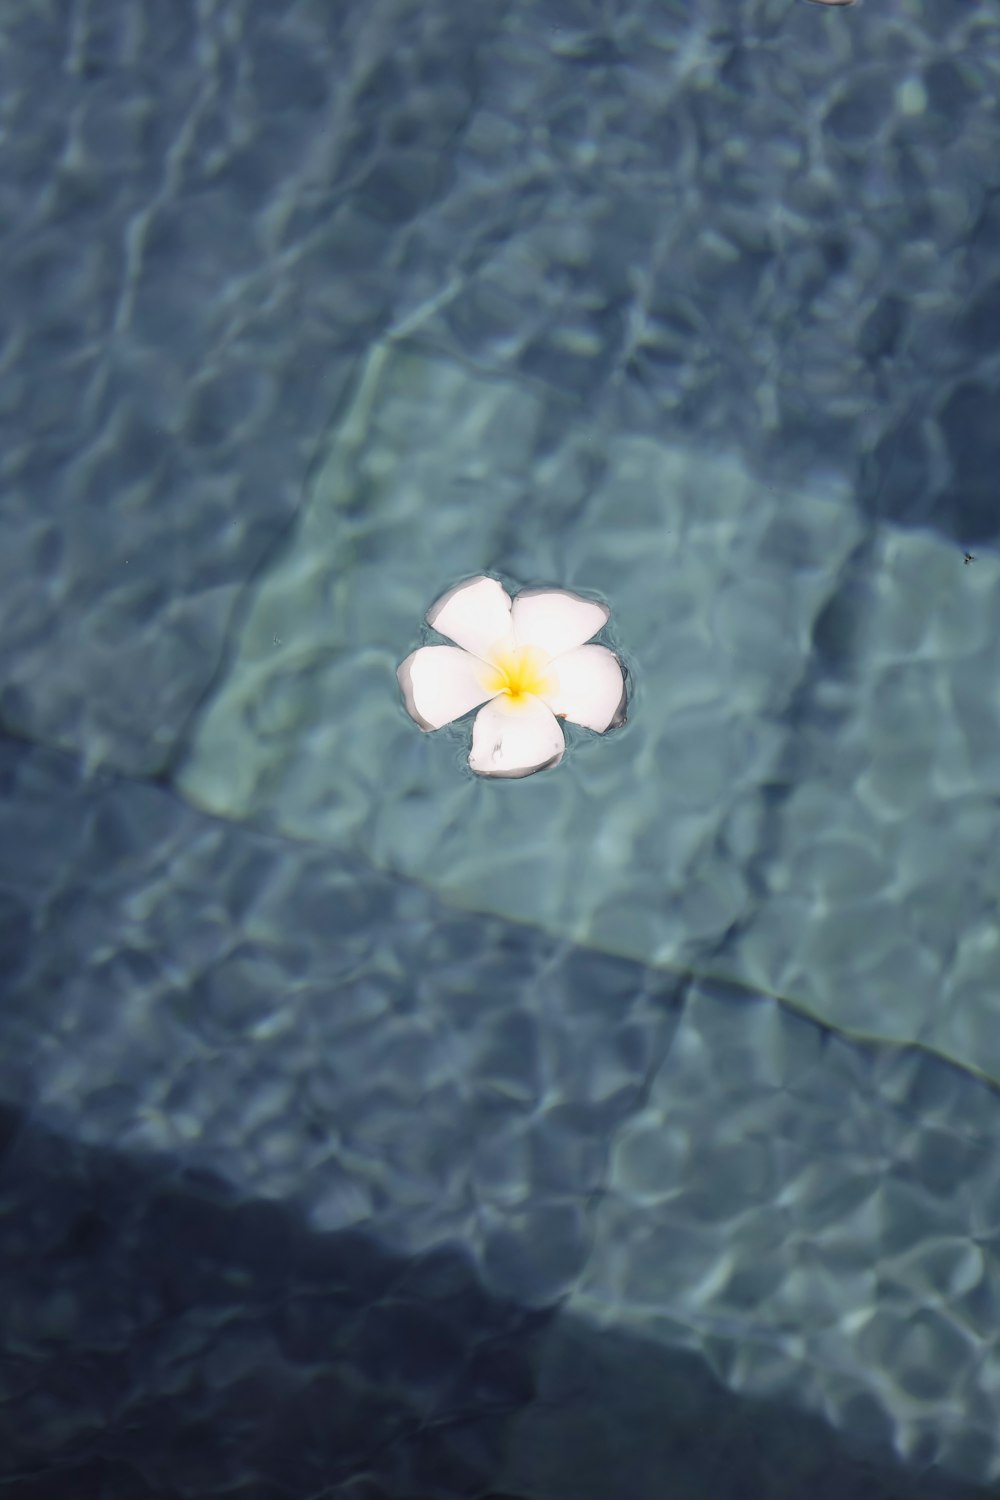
[397,575,627,778]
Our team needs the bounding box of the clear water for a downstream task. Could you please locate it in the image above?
[1,2,999,1497]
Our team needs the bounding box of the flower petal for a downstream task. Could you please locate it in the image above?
[426,576,514,662]
[397,646,497,731]
[468,695,565,778]
[510,587,610,659]
[541,645,626,732]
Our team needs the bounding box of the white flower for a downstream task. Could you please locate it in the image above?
[397,575,627,778]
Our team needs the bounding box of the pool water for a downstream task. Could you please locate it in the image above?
[1,1,999,1496]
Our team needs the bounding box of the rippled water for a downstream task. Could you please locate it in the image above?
[1,1,999,1496]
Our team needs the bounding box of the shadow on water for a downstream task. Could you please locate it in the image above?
[0,1100,992,1500]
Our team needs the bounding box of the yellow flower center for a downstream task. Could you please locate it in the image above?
[482,644,555,707]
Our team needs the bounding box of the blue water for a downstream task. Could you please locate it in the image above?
[2,2,999,1496]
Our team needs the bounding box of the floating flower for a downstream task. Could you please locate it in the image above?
[397,575,627,778]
